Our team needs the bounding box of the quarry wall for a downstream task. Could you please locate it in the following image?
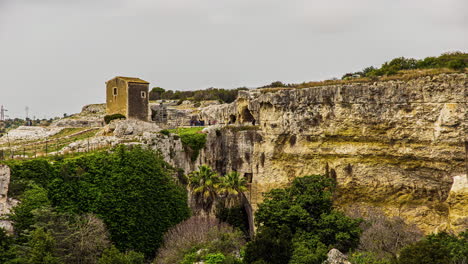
[196,73,467,233]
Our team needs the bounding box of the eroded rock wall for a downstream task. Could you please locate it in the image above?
[199,73,467,233]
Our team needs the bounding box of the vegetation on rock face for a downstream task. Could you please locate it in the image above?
[244,175,362,264]
[104,113,126,124]
[165,127,207,161]
[149,87,248,103]
[2,146,190,261]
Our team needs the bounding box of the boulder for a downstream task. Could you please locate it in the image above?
[323,249,351,264]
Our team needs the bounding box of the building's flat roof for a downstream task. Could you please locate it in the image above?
[108,76,149,84]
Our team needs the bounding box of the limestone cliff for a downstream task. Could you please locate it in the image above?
[194,73,467,234]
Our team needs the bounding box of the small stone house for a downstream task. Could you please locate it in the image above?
[106,76,149,121]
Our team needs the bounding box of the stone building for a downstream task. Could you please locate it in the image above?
[106,76,149,121]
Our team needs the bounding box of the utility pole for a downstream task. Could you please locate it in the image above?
[0,105,7,121]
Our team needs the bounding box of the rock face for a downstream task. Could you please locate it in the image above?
[0,126,63,142]
[323,249,351,264]
[0,165,17,232]
[196,73,467,233]
[111,119,161,137]
[51,103,106,127]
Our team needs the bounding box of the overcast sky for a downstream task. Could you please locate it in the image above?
[0,0,467,118]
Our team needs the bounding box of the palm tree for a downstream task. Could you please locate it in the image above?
[188,165,220,213]
[219,171,247,207]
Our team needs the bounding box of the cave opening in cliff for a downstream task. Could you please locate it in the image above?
[229,114,237,124]
[241,107,256,124]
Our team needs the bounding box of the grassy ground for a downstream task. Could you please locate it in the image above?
[0,128,100,159]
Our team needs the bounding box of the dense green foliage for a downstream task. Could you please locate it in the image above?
[98,246,144,264]
[104,114,126,124]
[2,146,190,261]
[216,205,250,236]
[7,159,54,197]
[162,127,207,161]
[342,51,467,79]
[180,132,207,161]
[397,231,467,264]
[149,87,248,103]
[244,175,362,264]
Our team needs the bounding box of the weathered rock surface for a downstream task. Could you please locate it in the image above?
[196,73,467,233]
[0,126,63,143]
[58,136,122,154]
[111,119,161,137]
[0,165,17,232]
[51,103,106,127]
[323,249,351,264]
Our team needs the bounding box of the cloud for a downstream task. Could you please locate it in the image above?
[0,0,466,118]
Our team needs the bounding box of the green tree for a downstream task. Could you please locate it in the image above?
[10,184,51,239]
[20,227,61,264]
[149,87,165,100]
[98,245,144,264]
[0,228,14,263]
[188,165,220,213]
[447,59,466,71]
[244,175,362,264]
[398,231,467,264]
[218,171,247,207]
[243,226,293,264]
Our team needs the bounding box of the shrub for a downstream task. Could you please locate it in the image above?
[98,245,145,264]
[159,129,170,136]
[346,206,422,260]
[398,231,467,264]
[154,216,245,264]
[104,114,126,124]
[179,130,207,161]
[216,205,250,236]
[205,253,226,264]
[244,226,293,264]
[447,59,466,71]
[349,252,392,264]
[10,184,51,239]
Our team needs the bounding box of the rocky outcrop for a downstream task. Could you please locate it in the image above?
[58,136,122,154]
[106,119,161,137]
[196,73,467,233]
[51,104,106,127]
[447,175,468,233]
[0,165,17,232]
[323,249,351,264]
[0,126,63,143]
